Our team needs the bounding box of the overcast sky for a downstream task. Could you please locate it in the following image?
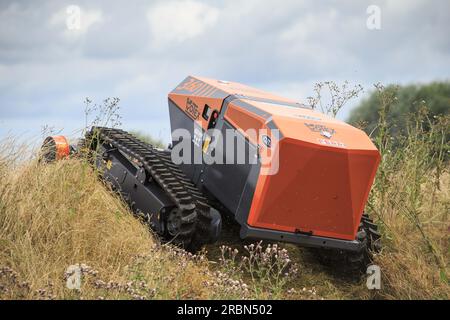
[0,0,449,145]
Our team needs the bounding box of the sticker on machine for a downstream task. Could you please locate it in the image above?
[317,138,346,148]
[192,127,202,148]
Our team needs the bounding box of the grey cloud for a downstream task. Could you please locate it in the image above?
[0,0,449,142]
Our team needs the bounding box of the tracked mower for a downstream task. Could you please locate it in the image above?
[41,76,381,272]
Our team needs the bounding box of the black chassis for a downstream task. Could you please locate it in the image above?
[95,144,174,235]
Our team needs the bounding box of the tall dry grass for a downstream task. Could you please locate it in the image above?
[0,86,448,300]
[366,84,449,299]
[0,146,307,300]
[0,151,220,299]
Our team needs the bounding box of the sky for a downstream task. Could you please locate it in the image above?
[0,0,449,145]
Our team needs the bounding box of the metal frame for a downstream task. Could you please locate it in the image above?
[98,145,174,234]
[240,224,363,252]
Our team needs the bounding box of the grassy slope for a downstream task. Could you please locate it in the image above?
[1,102,449,299]
[1,156,448,299]
[0,159,220,299]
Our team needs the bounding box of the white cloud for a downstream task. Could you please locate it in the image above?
[385,0,427,15]
[147,0,219,47]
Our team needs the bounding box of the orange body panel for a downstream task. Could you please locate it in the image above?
[53,136,70,160]
[224,104,266,143]
[194,76,299,104]
[238,100,379,240]
[169,76,302,132]
[248,143,379,240]
[169,76,380,241]
[169,77,228,131]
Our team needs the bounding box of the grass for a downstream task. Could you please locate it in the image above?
[0,86,449,300]
[0,153,315,300]
[364,85,449,299]
[0,157,214,299]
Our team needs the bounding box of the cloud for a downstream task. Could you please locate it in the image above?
[0,0,448,143]
[147,0,219,47]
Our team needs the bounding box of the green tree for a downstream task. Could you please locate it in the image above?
[348,81,450,136]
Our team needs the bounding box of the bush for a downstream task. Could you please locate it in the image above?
[348,81,450,138]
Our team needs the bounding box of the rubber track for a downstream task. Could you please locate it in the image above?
[313,213,382,275]
[89,126,213,250]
